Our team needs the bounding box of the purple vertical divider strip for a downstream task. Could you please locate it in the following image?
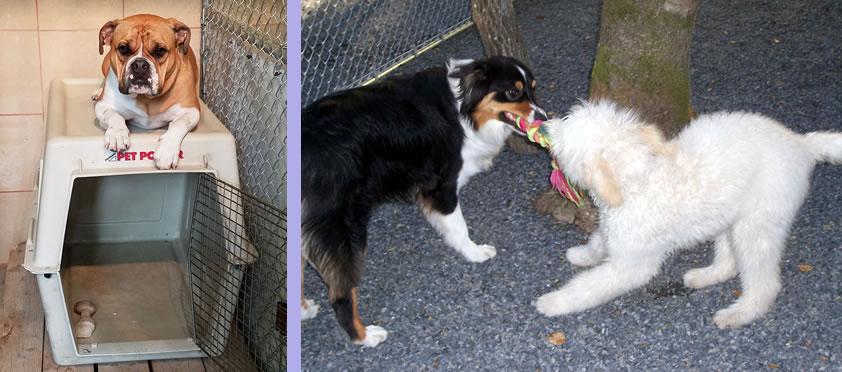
[286,0,302,370]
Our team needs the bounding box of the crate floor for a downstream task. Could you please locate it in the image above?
[63,242,192,344]
[0,243,253,372]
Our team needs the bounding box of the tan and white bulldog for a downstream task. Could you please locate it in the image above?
[95,14,199,169]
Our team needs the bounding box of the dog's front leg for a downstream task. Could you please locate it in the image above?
[425,203,496,263]
[154,108,199,169]
[97,106,131,152]
[536,253,663,316]
[566,226,608,267]
[300,257,319,320]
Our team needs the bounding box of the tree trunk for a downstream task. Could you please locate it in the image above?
[471,0,532,68]
[471,0,541,154]
[532,0,700,231]
[590,0,700,137]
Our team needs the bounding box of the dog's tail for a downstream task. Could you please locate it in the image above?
[802,131,842,164]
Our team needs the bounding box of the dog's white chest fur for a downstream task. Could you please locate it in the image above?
[458,119,510,188]
[97,69,186,130]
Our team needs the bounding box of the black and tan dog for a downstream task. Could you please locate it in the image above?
[301,56,547,346]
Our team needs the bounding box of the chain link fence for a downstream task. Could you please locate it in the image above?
[301,0,473,106]
[201,0,287,210]
[199,0,286,370]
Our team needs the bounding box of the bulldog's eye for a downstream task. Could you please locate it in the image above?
[505,87,522,101]
[154,47,168,58]
[117,45,132,56]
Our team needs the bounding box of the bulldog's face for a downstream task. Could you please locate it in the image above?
[98,14,191,97]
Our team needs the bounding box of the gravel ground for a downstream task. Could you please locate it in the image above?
[301,1,842,370]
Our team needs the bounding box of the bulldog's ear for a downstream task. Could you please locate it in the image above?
[98,19,120,55]
[584,152,623,208]
[169,19,191,55]
[637,125,676,156]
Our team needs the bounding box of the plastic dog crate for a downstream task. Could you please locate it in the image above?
[23,79,254,365]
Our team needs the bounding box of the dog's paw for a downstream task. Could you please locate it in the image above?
[353,325,389,347]
[683,268,716,289]
[683,264,737,289]
[301,299,319,321]
[153,141,181,170]
[713,305,757,329]
[91,88,103,101]
[461,243,497,263]
[566,245,603,267]
[535,291,573,317]
[104,126,131,152]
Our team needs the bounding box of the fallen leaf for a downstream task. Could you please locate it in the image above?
[434,360,439,367]
[547,331,566,345]
[797,264,813,272]
[768,363,779,369]
[732,289,741,297]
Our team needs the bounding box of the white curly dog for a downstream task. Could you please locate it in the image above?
[534,100,842,328]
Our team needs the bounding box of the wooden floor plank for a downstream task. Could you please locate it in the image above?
[150,358,206,372]
[42,331,95,372]
[201,358,226,372]
[0,244,46,372]
[201,327,260,372]
[0,263,6,309]
[97,361,150,372]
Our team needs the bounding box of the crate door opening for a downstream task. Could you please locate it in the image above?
[61,172,199,347]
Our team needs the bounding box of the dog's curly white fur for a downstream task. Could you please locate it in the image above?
[535,100,842,329]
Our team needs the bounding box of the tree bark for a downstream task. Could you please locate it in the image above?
[471,0,541,154]
[532,0,700,230]
[471,0,532,69]
[590,0,700,137]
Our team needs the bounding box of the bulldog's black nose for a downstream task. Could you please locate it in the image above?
[131,59,150,74]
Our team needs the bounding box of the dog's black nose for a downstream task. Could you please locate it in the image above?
[535,110,549,121]
[131,59,150,74]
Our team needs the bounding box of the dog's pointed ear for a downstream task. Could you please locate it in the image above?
[637,125,676,156]
[168,19,191,55]
[98,19,120,55]
[585,152,623,208]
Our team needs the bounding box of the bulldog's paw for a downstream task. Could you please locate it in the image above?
[104,126,130,152]
[91,88,103,101]
[352,325,389,348]
[153,141,181,170]
[461,243,497,263]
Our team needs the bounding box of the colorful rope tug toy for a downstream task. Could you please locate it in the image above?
[512,115,584,208]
